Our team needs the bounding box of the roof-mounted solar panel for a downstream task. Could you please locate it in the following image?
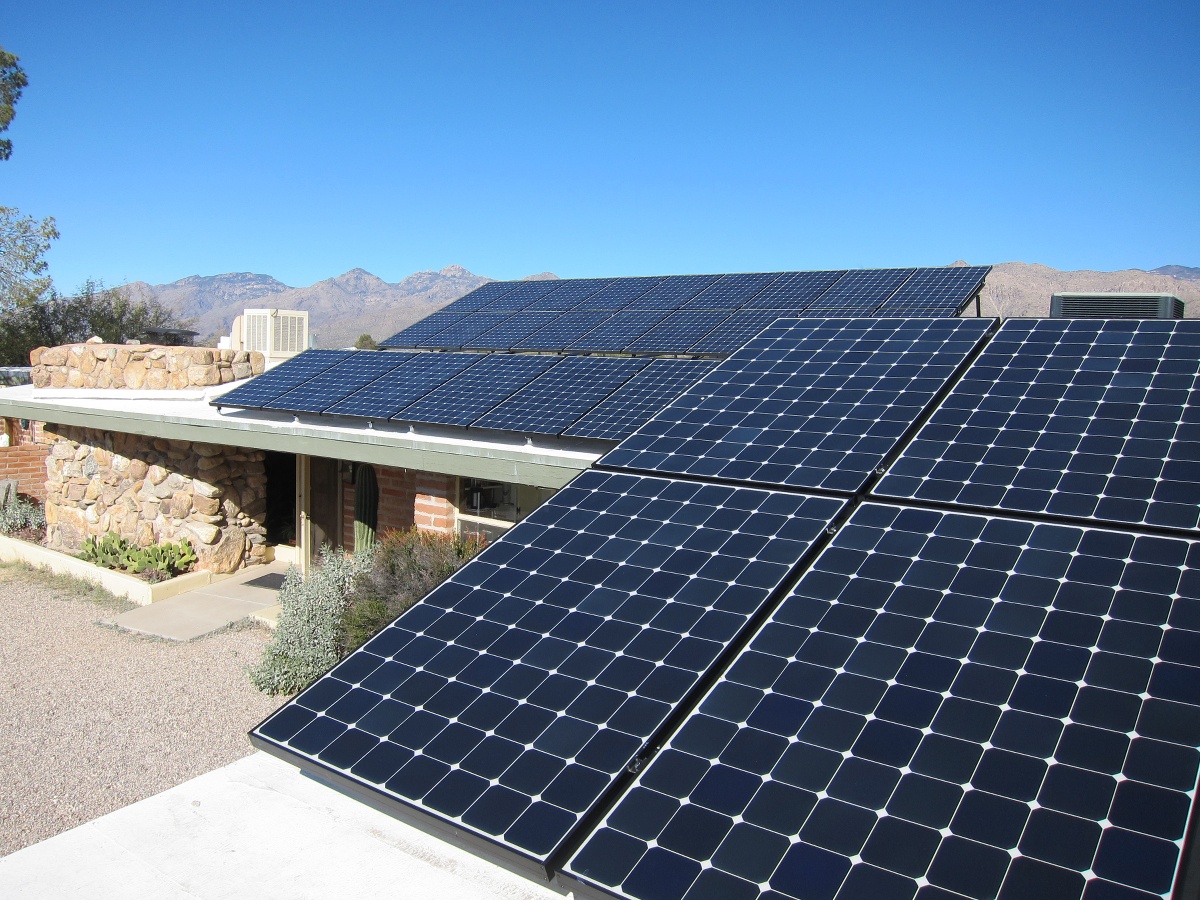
[379,310,470,348]
[526,278,618,311]
[392,354,563,426]
[212,349,355,410]
[681,273,782,310]
[566,310,673,352]
[514,310,617,352]
[262,351,415,413]
[622,310,734,354]
[415,312,517,350]
[487,280,568,312]
[687,309,797,355]
[802,267,915,312]
[463,311,563,350]
[573,277,669,311]
[878,265,991,316]
[740,270,845,309]
[603,317,997,494]
[325,352,483,420]
[439,280,521,314]
[620,275,724,311]
[564,359,719,441]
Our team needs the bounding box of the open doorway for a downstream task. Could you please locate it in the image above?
[264,451,296,546]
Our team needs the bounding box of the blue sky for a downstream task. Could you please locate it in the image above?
[4,1,1198,290]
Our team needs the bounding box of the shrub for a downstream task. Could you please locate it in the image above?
[77,532,197,578]
[250,546,370,695]
[0,492,46,541]
[340,528,483,655]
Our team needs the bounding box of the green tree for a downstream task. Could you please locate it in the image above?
[0,46,27,161]
[0,206,59,309]
[354,333,379,350]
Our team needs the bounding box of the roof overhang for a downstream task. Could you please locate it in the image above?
[0,385,601,489]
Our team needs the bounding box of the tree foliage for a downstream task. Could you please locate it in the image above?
[0,206,59,309]
[354,333,379,350]
[0,280,194,366]
[0,46,26,161]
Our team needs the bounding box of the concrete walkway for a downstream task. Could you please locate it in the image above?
[110,561,290,640]
[0,752,566,900]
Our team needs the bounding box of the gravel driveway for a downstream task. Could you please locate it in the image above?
[0,564,284,857]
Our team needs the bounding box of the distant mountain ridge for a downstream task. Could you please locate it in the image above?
[127,262,1196,348]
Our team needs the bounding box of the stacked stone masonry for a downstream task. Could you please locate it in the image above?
[29,343,264,390]
[43,425,269,574]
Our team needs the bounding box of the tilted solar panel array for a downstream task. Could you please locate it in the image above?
[379,266,991,353]
[251,316,1200,900]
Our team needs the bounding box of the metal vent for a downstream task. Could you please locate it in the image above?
[1050,292,1184,319]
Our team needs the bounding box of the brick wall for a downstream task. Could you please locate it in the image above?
[341,464,422,552]
[415,471,456,534]
[0,445,49,500]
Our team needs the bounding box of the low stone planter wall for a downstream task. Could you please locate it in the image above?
[44,426,269,574]
[29,343,264,390]
[0,533,214,606]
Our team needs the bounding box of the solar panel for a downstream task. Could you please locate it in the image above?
[393,354,563,427]
[262,352,415,413]
[471,357,651,435]
[251,469,846,880]
[212,350,355,410]
[325,352,483,420]
[740,271,845,309]
[487,280,568,312]
[414,312,517,350]
[602,318,996,494]
[513,310,616,352]
[576,277,670,311]
[623,310,735,354]
[566,501,1200,900]
[439,281,521,314]
[566,310,673,352]
[463,311,563,350]
[620,275,724,311]
[803,268,915,312]
[681,273,783,310]
[379,311,470,348]
[526,278,617,311]
[564,359,719,442]
[875,318,1200,534]
[877,265,991,316]
[688,309,796,355]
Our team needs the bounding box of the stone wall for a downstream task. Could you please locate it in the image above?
[29,343,264,390]
[43,426,268,573]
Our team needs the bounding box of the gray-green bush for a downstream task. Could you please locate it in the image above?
[0,492,45,539]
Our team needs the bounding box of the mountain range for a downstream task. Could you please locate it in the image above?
[126,263,1199,349]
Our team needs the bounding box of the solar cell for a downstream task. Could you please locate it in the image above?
[575,277,669,311]
[566,310,672,352]
[622,310,735,354]
[472,357,651,435]
[487,280,568,312]
[740,270,845,309]
[620,275,724,311]
[603,317,996,494]
[439,281,522,314]
[526,278,617,311]
[688,309,796,355]
[251,470,846,879]
[564,359,719,441]
[680,273,782,310]
[393,354,563,426]
[463,311,563,350]
[415,313,517,350]
[263,352,415,413]
[325,352,483,419]
[566,501,1200,900]
[803,268,915,312]
[212,350,355,410]
[379,311,469,348]
[877,265,991,316]
[513,311,616,352]
[875,318,1200,533]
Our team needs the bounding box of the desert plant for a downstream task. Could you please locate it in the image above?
[340,528,483,654]
[0,491,45,537]
[78,532,197,578]
[250,545,371,695]
[354,464,378,552]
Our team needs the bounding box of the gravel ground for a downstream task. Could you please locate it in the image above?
[0,564,285,857]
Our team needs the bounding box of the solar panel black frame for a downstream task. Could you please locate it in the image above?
[250,469,847,881]
[565,500,1200,900]
[602,317,997,494]
[876,265,991,316]
[262,351,416,413]
[875,318,1200,534]
[212,350,356,410]
[563,359,719,442]
[325,352,484,420]
[471,357,652,435]
[380,311,471,348]
[392,354,564,427]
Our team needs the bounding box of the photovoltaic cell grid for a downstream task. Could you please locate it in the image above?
[213,350,354,409]
[515,310,616,352]
[689,310,799,355]
[875,319,1200,534]
[621,275,725,311]
[472,357,652,435]
[488,280,568,311]
[567,502,1200,900]
[681,273,783,309]
[602,318,996,494]
[442,281,521,313]
[379,310,468,348]
[875,265,990,316]
[414,312,516,350]
[326,352,484,420]
[623,310,736,354]
[567,310,673,352]
[803,268,915,313]
[251,470,846,876]
[573,277,668,310]
[392,354,563,427]
[528,278,617,311]
[564,359,720,441]
[464,311,563,350]
[740,271,846,309]
[262,352,415,413]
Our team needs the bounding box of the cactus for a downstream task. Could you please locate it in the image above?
[79,533,199,578]
[354,464,379,552]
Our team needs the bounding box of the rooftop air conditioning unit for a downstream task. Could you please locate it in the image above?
[1050,293,1184,320]
[233,309,310,364]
